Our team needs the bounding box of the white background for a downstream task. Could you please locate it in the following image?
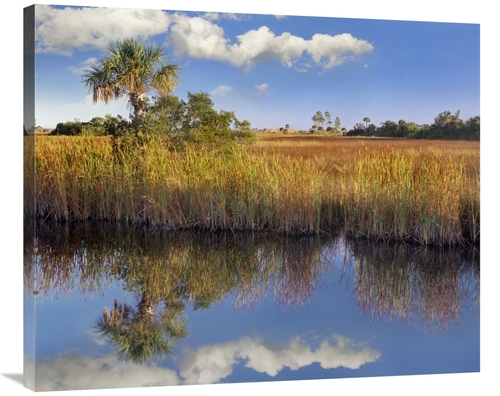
[1,1,496,395]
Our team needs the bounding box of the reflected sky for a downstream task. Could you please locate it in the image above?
[24,224,479,391]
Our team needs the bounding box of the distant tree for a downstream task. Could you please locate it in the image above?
[433,110,451,127]
[378,120,399,137]
[325,111,332,129]
[364,124,377,136]
[312,111,325,129]
[53,120,84,136]
[235,119,252,131]
[363,117,371,128]
[334,117,341,130]
[346,123,365,136]
[463,116,480,140]
[428,110,464,139]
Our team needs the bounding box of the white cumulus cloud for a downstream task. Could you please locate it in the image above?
[35,5,374,71]
[203,12,220,21]
[167,15,373,70]
[307,33,375,69]
[35,5,173,55]
[167,15,232,63]
[210,85,235,96]
[255,83,269,93]
[68,57,98,74]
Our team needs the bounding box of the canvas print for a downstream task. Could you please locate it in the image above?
[24,4,480,392]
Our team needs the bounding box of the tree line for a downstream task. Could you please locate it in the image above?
[346,110,479,140]
[310,110,345,134]
[305,110,479,140]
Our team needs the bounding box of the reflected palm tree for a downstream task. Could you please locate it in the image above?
[26,222,479,337]
[94,293,188,364]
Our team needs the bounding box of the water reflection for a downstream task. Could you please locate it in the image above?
[24,222,479,390]
[25,222,333,310]
[348,239,480,331]
[94,293,188,364]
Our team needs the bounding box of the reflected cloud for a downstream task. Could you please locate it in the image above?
[24,353,180,391]
[179,334,381,384]
[25,333,380,391]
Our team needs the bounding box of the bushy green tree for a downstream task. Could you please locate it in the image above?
[145,91,255,147]
[346,123,365,136]
[411,110,478,140]
[377,120,399,137]
[463,116,480,140]
[53,120,84,136]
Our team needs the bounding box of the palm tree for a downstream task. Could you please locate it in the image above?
[363,117,371,128]
[94,294,188,364]
[334,117,341,130]
[82,38,179,124]
[324,111,332,129]
[312,111,325,129]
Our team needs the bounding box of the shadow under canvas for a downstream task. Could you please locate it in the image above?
[2,373,24,386]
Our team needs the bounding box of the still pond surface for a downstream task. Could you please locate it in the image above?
[24,222,479,391]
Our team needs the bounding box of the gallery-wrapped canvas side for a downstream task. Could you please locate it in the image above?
[24,4,36,392]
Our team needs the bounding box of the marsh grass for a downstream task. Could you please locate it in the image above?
[27,135,479,246]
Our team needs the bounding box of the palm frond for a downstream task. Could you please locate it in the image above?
[151,63,180,97]
[80,37,180,121]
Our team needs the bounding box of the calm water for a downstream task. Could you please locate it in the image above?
[23,222,480,391]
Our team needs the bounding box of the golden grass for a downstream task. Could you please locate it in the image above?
[25,135,479,246]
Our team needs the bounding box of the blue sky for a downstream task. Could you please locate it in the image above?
[33,4,479,130]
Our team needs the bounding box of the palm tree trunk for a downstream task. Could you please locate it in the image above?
[129,93,145,122]
[136,293,154,322]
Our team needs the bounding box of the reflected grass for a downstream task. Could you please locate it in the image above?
[25,223,479,332]
[348,239,479,332]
